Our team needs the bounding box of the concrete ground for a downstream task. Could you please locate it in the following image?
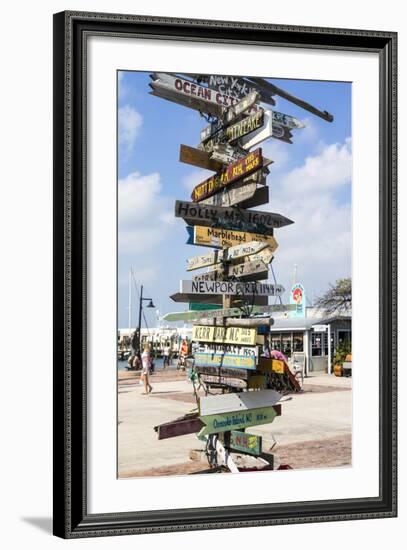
[118,370,352,477]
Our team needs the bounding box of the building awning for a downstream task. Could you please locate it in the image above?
[270,315,351,332]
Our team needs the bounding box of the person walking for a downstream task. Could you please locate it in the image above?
[163,344,171,368]
[140,345,153,394]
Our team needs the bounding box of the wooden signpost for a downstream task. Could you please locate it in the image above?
[175,200,293,231]
[190,149,263,202]
[192,226,278,248]
[180,280,285,297]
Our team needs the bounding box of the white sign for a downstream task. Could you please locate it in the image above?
[180,280,285,296]
[239,109,273,150]
[312,324,328,332]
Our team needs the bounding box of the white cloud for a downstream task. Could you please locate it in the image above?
[118,171,174,256]
[266,138,352,301]
[118,105,142,153]
[279,138,351,195]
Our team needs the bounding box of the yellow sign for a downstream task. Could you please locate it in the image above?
[192,325,257,345]
[194,225,278,251]
[258,357,286,374]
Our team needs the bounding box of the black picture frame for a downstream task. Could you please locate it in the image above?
[53,10,397,538]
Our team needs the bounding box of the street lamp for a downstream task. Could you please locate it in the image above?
[135,284,155,355]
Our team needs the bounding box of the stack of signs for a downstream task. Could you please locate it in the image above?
[149,73,305,466]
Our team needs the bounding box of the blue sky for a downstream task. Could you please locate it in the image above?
[117,71,352,329]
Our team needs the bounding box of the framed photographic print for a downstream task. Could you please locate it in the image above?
[53,11,397,538]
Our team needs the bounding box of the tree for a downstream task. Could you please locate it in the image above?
[315,278,351,316]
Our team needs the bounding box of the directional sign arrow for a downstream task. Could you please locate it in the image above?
[191,226,277,249]
[200,182,269,209]
[197,406,278,437]
[191,149,263,202]
[175,200,294,231]
[186,241,269,271]
[162,303,295,322]
[180,280,285,296]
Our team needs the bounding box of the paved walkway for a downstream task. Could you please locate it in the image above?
[118,373,352,477]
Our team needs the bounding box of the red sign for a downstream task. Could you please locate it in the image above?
[191,149,263,202]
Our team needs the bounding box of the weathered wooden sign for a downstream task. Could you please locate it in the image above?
[200,110,264,152]
[239,246,274,265]
[162,303,294,322]
[192,259,268,283]
[181,280,285,296]
[210,143,248,166]
[186,241,268,271]
[194,343,259,356]
[200,91,260,142]
[194,352,257,370]
[239,110,274,150]
[195,365,251,380]
[191,149,262,202]
[201,109,304,144]
[192,325,257,345]
[199,389,281,417]
[229,431,262,456]
[179,144,224,172]
[170,292,269,306]
[192,226,278,249]
[183,74,276,105]
[200,182,269,209]
[199,374,247,389]
[272,123,294,144]
[175,200,293,231]
[198,406,278,437]
[150,73,254,118]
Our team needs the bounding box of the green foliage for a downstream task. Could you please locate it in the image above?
[334,338,352,365]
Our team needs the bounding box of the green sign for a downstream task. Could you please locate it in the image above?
[230,431,262,456]
[189,303,222,311]
[198,406,277,437]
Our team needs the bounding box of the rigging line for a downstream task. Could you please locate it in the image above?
[269,262,283,305]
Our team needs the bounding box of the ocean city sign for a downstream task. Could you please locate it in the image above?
[190,149,262,202]
[175,200,294,231]
[150,73,255,118]
[180,280,285,296]
[186,241,269,271]
[191,225,278,249]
